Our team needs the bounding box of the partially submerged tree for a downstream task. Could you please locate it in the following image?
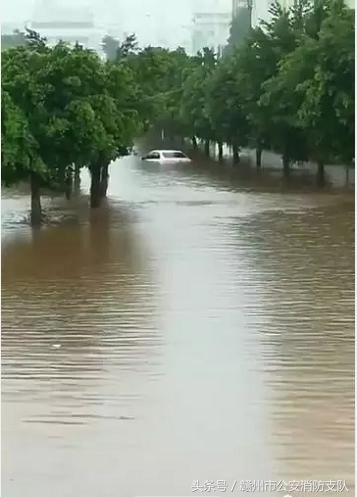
[260,0,354,180]
[206,57,249,164]
[2,35,142,222]
[180,48,217,156]
[2,0,354,227]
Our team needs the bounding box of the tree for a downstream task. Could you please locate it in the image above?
[122,45,193,140]
[2,90,46,225]
[230,27,276,166]
[224,7,252,56]
[295,3,353,180]
[206,57,249,164]
[88,61,141,205]
[180,48,217,155]
[260,0,354,180]
[239,0,305,172]
[102,35,120,61]
[2,34,142,222]
[144,47,194,141]
[122,46,170,129]
[116,34,139,60]
[41,43,140,208]
[2,40,52,224]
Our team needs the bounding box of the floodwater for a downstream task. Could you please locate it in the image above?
[2,155,355,497]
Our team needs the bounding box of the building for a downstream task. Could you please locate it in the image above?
[233,0,250,15]
[27,0,103,53]
[232,0,254,26]
[192,11,232,54]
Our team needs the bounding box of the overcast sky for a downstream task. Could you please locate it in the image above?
[2,0,271,47]
[2,0,270,22]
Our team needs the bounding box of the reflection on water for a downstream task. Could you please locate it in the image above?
[234,206,354,484]
[2,156,354,497]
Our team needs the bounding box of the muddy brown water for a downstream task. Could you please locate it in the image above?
[2,155,355,497]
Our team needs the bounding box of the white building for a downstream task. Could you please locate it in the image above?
[233,0,248,14]
[192,12,232,54]
[28,0,103,54]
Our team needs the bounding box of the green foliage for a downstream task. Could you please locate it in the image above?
[224,8,252,56]
[206,57,249,147]
[102,34,139,62]
[1,0,354,219]
[260,0,354,164]
[102,35,120,61]
[2,33,144,213]
[179,49,217,142]
[1,90,44,185]
[116,34,139,60]
[296,4,354,163]
[121,0,354,169]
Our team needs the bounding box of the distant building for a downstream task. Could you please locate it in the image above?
[28,0,102,53]
[232,0,254,26]
[233,0,249,15]
[192,12,231,55]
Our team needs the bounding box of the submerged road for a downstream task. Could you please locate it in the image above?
[2,155,355,496]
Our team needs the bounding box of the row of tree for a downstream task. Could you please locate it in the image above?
[2,29,199,224]
[135,0,353,182]
[2,30,202,225]
[2,31,148,224]
[2,0,354,225]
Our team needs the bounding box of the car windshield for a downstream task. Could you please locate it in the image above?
[162,152,187,159]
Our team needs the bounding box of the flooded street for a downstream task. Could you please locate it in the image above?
[2,156,355,497]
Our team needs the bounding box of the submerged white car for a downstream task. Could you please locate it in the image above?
[141,150,192,164]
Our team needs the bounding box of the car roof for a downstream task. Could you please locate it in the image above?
[149,150,186,154]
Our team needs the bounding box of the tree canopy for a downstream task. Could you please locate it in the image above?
[224,7,252,56]
[2,0,354,225]
[2,33,143,222]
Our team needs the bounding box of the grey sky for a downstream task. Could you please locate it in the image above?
[2,0,269,23]
[2,0,272,49]
[2,0,190,22]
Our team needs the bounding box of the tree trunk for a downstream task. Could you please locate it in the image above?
[30,173,42,226]
[204,139,210,157]
[64,169,73,200]
[282,153,290,176]
[345,164,350,187]
[317,160,325,185]
[218,141,223,161]
[90,163,102,208]
[192,136,198,150]
[233,144,240,165]
[100,163,109,198]
[74,163,81,194]
[256,146,262,168]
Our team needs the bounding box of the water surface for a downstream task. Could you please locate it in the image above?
[2,156,355,497]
